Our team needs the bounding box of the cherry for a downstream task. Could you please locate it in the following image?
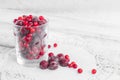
[78,68,83,74]
[91,69,97,74]
[53,43,57,48]
[40,60,48,69]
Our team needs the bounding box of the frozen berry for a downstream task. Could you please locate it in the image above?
[40,60,48,69]
[48,56,58,63]
[91,69,97,74]
[53,43,57,48]
[59,58,69,67]
[48,52,54,57]
[57,53,64,61]
[48,61,58,70]
[78,68,83,74]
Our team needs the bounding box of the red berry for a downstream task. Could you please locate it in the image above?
[91,69,97,74]
[48,52,54,57]
[73,64,77,69]
[13,19,17,23]
[39,50,45,56]
[71,61,76,65]
[30,28,35,33]
[39,16,44,20]
[18,17,23,20]
[47,45,50,48]
[53,43,57,48]
[29,15,33,19]
[65,55,69,60]
[40,60,48,69]
[78,68,83,74]
[23,21,28,26]
[23,43,29,48]
[34,21,38,26]
[68,63,73,68]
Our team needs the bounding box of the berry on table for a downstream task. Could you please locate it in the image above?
[91,69,97,74]
[40,60,48,69]
[78,68,83,74]
[48,61,58,70]
[48,52,54,57]
[53,43,57,48]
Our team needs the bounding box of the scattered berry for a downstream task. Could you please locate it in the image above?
[53,43,57,48]
[73,64,78,69]
[48,52,54,57]
[48,61,58,70]
[91,69,97,74]
[40,60,48,69]
[78,68,83,74]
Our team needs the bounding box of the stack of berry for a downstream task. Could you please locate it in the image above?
[13,15,47,61]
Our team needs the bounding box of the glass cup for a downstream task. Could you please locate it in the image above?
[14,22,48,67]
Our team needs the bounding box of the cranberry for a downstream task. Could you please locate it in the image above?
[23,36,32,43]
[16,20,23,26]
[40,60,48,69]
[29,15,33,19]
[73,64,77,69]
[48,45,51,49]
[23,21,28,26]
[23,43,29,48]
[48,52,54,57]
[27,34,32,37]
[28,22,33,27]
[34,21,39,26]
[48,61,58,70]
[13,19,17,23]
[68,63,73,68]
[53,43,57,48]
[78,68,83,74]
[18,17,23,20]
[29,27,35,33]
[65,55,69,59]
[91,69,97,74]
[39,16,44,20]
[39,50,45,56]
